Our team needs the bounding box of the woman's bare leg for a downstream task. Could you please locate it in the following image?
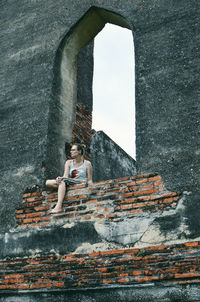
[46,179,66,213]
[46,179,58,189]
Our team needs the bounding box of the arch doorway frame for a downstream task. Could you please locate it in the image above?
[46,6,134,177]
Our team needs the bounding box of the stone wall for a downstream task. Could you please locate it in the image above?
[1,1,200,232]
[91,131,137,182]
[0,176,200,301]
[0,173,195,258]
[15,173,181,248]
[1,1,200,300]
[1,241,199,292]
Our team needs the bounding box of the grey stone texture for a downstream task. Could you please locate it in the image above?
[0,0,200,242]
[0,222,102,258]
[0,285,200,302]
[91,131,136,182]
[77,41,94,112]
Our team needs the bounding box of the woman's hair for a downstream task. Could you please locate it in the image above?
[72,143,85,155]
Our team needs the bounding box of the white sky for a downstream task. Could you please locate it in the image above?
[92,24,135,158]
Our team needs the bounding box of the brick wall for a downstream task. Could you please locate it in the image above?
[1,173,200,293]
[0,241,199,291]
[16,173,180,228]
[71,104,94,160]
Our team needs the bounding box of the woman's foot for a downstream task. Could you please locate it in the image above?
[49,207,64,214]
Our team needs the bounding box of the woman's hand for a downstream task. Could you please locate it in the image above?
[56,176,62,184]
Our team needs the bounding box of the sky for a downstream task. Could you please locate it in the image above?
[92,24,135,158]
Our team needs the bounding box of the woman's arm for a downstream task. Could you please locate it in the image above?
[63,160,71,177]
[56,160,71,183]
[86,160,93,185]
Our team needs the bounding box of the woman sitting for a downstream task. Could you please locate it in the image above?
[46,143,93,214]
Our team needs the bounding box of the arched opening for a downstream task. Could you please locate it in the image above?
[92,23,135,158]
[47,7,135,178]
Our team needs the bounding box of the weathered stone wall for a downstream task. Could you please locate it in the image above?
[0,176,200,301]
[0,241,200,296]
[0,174,191,258]
[91,131,137,182]
[1,1,200,301]
[1,0,200,254]
[135,2,200,195]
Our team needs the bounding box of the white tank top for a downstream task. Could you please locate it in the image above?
[69,160,87,182]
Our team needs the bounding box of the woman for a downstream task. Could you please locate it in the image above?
[46,143,93,214]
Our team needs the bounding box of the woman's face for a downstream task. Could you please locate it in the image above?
[70,145,81,158]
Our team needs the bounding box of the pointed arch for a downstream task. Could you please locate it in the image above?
[47,7,133,177]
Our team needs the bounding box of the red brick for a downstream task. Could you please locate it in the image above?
[115,176,130,182]
[185,241,199,247]
[16,214,26,219]
[24,218,33,223]
[26,197,38,202]
[101,249,124,256]
[68,194,87,200]
[117,277,129,283]
[94,180,113,186]
[134,188,159,197]
[135,275,160,282]
[70,183,87,190]
[146,244,168,252]
[154,181,163,186]
[16,210,24,214]
[63,201,80,208]
[98,268,107,272]
[31,282,52,289]
[31,192,42,196]
[175,272,200,279]
[125,186,138,192]
[5,273,24,279]
[162,192,179,198]
[102,279,114,284]
[23,193,32,198]
[126,181,136,186]
[161,198,175,204]
[24,201,43,207]
[176,279,200,285]
[106,213,120,218]
[34,205,50,211]
[32,217,50,222]
[88,252,100,257]
[83,199,98,204]
[53,281,65,287]
[25,212,45,218]
[47,193,58,199]
[3,278,25,284]
[138,183,155,189]
[136,178,148,184]
[148,176,162,182]
[130,270,143,276]
[122,192,134,198]
[2,284,22,290]
[30,222,49,227]
[129,209,143,214]
[95,214,105,219]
